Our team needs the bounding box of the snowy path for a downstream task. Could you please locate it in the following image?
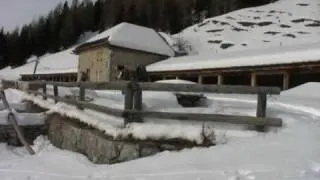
[0,86,320,180]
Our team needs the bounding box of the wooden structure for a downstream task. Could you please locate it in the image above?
[20,72,78,82]
[149,61,320,90]
[7,80,283,130]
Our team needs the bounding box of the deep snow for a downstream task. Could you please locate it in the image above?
[0,82,320,179]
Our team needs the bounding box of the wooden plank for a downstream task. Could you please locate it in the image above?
[126,110,282,127]
[53,85,58,103]
[24,81,280,94]
[256,93,267,118]
[138,82,281,94]
[29,91,123,117]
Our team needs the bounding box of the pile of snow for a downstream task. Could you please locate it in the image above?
[282,82,320,98]
[1,84,320,179]
[147,41,320,72]
[82,22,175,57]
[178,0,320,54]
[0,47,78,80]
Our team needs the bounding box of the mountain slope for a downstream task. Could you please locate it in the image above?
[179,0,320,54]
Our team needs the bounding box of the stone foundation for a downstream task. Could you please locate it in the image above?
[46,113,203,164]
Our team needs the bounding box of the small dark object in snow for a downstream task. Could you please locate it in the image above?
[220,43,234,49]
[198,21,209,27]
[208,40,222,44]
[253,16,260,20]
[232,27,248,32]
[264,31,281,35]
[297,31,310,34]
[305,23,320,27]
[242,43,247,46]
[280,24,291,28]
[297,3,309,6]
[291,18,312,23]
[219,21,230,25]
[175,93,208,107]
[212,20,219,24]
[226,16,236,20]
[263,40,271,42]
[283,34,296,38]
[257,21,273,26]
[206,29,224,33]
[238,21,256,27]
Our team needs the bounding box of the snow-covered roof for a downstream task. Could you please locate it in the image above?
[147,42,320,72]
[80,22,175,57]
[0,47,78,80]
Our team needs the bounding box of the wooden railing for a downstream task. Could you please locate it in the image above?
[3,80,283,130]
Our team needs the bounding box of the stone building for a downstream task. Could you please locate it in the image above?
[74,22,175,82]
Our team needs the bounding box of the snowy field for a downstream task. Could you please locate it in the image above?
[0,82,319,180]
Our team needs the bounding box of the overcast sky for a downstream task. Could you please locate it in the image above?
[0,0,72,32]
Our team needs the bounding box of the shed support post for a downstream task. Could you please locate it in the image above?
[175,76,179,80]
[251,72,257,87]
[217,75,223,86]
[198,76,203,84]
[283,72,290,90]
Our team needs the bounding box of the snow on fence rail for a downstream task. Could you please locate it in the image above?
[2,80,282,130]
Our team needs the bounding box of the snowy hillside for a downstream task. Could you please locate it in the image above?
[179,0,320,54]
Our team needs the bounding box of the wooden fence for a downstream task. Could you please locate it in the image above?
[4,80,283,129]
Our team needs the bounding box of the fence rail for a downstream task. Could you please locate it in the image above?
[2,80,283,130]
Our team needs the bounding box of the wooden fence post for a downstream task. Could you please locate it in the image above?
[256,92,267,131]
[133,85,143,122]
[124,82,134,124]
[53,85,58,103]
[78,85,85,110]
[42,84,47,100]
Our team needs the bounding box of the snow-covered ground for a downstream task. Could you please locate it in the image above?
[0,82,319,179]
[177,0,320,54]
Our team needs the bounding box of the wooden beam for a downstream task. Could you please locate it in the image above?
[23,81,281,94]
[217,75,223,85]
[126,110,282,127]
[283,72,290,90]
[198,76,203,84]
[251,72,256,87]
[124,83,134,124]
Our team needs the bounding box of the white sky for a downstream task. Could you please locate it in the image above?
[0,0,72,32]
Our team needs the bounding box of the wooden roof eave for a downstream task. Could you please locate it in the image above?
[73,37,110,54]
[148,60,320,76]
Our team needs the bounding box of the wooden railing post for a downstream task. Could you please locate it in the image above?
[53,85,58,103]
[124,82,134,124]
[133,84,143,123]
[42,84,47,100]
[256,92,267,131]
[78,85,85,110]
